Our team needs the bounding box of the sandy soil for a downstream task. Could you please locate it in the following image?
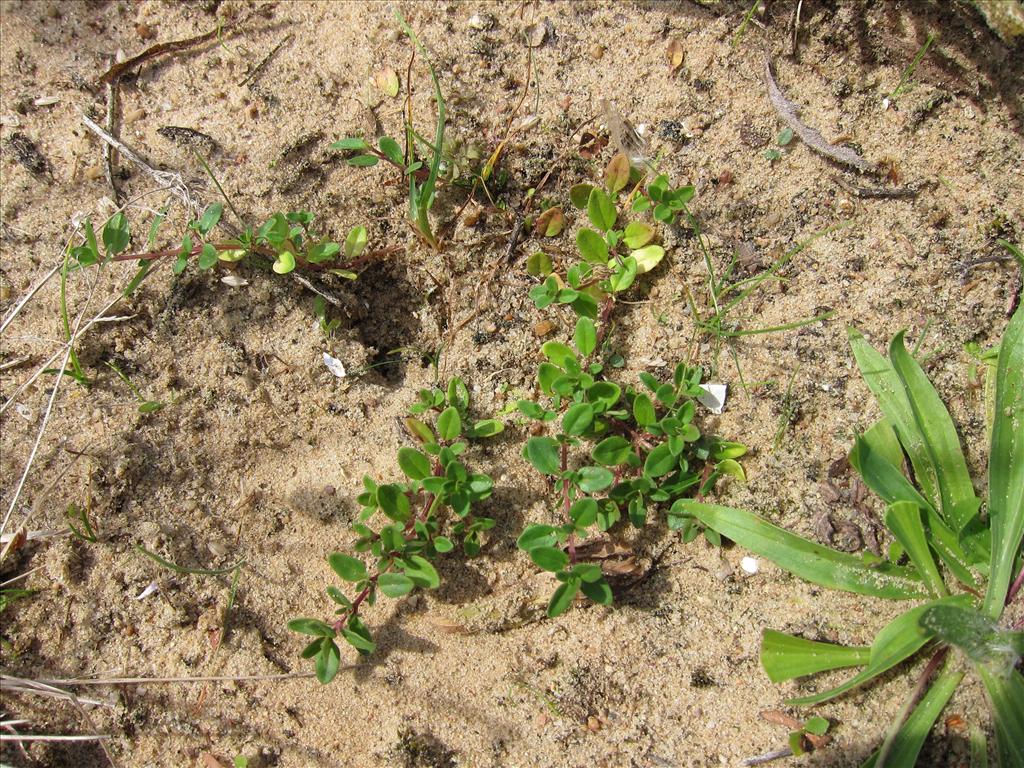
[1,1,1022,766]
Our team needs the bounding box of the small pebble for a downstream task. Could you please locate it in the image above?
[533,320,556,337]
[484,321,498,334]
[323,484,336,496]
[124,107,146,123]
[586,716,602,732]
[590,44,605,60]
[85,165,104,180]
[740,556,759,575]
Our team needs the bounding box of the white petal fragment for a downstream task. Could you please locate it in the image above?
[135,581,159,600]
[741,556,759,575]
[220,274,249,287]
[697,383,727,414]
[322,352,347,379]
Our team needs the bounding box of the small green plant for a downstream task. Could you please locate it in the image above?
[527,153,689,321]
[103,360,168,414]
[679,305,1023,767]
[516,335,746,616]
[65,502,98,543]
[332,11,446,250]
[518,160,744,617]
[290,378,503,682]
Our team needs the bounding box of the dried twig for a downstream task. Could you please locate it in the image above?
[98,24,226,85]
[238,32,293,87]
[764,54,874,174]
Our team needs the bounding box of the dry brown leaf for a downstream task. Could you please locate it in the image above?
[666,39,684,71]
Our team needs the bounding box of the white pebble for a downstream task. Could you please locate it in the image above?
[741,556,759,575]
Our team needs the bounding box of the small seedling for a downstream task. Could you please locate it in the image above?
[290,378,503,682]
[887,32,936,102]
[789,715,830,756]
[65,502,98,543]
[528,153,689,322]
[681,305,1024,768]
[104,360,168,414]
[332,12,447,250]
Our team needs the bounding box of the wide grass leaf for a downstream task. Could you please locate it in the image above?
[761,630,869,683]
[885,501,947,598]
[977,666,1024,768]
[849,326,940,511]
[889,331,981,533]
[785,595,972,706]
[984,305,1024,618]
[682,502,926,599]
[861,668,963,768]
[851,432,978,588]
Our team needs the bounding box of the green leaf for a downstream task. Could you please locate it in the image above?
[344,225,368,260]
[196,203,223,236]
[527,250,553,277]
[862,668,963,768]
[574,316,597,357]
[761,630,871,683]
[315,639,341,684]
[604,152,630,194]
[530,546,569,572]
[347,154,380,167]
[569,498,598,528]
[985,305,1024,618]
[437,406,461,441]
[332,137,369,151]
[471,419,504,437]
[272,250,296,274]
[888,331,981,533]
[397,447,432,480]
[547,579,580,617]
[102,212,130,255]
[541,341,577,368]
[562,402,594,435]
[198,243,219,270]
[377,484,411,522]
[632,393,656,426]
[576,228,609,265]
[569,183,595,209]
[587,187,616,231]
[783,595,973,705]
[581,577,613,605]
[977,667,1024,768]
[379,136,404,164]
[517,524,559,551]
[804,717,829,737]
[919,604,1023,673]
[644,442,676,478]
[623,221,654,249]
[849,327,941,510]
[592,436,632,466]
[885,501,947,598]
[288,618,336,637]
[402,555,440,589]
[342,623,376,654]
[525,437,561,475]
[328,553,367,582]
[681,502,927,600]
[607,255,637,292]
[576,465,614,493]
[378,572,415,598]
[631,244,665,274]
[433,536,454,553]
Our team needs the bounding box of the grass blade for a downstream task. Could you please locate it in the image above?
[850,431,977,587]
[760,630,870,683]
[861,667,963,768]
[849,327,940,511]
[885,501,947,597]
[785,595,972,706]
[977,666,1024,768]
[984,305,1024,618]
[888,332,981,534]
[681,502,926,599]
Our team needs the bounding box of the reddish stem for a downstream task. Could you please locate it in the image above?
[561,442,576,564]
[1007,564,1024,606]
